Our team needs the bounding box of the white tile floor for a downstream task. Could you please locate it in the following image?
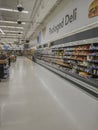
[0,57,97,130]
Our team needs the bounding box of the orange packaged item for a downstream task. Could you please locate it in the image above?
[10,55,15,62]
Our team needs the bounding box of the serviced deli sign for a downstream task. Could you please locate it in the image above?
[43,0,98,43]
[49,8,77,34]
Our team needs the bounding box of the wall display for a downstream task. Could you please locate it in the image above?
[36,43,98,78]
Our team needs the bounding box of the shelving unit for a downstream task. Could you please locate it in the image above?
[36,43,98,77]
[0,59,9,80]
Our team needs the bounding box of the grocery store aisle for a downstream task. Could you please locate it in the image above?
[0,57,97,130]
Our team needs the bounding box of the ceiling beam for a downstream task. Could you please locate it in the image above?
[24,0,42,38]
[29,0,63,41]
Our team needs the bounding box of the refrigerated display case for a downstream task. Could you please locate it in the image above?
[34,27,98,98]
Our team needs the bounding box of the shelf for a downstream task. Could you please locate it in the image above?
[88,54,98,56]
[90,48,98,50]
[39,58,98,76]
[88,60,98,63]
[91,67,98,69]
[63,57,86,61]
[53,48,98,51]
[53,49,94,51]
[0,60,8,64]
[77,64,88,67]
[77,68,92,74]
[55,62,72,68]
[52,48,63,50]
[64,54,89,56]
[41,55,63,59]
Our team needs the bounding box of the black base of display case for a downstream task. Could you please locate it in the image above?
[0,64,9,81]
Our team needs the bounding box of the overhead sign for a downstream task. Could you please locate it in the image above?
[42,0,98,43]
[3,45,9,50]
[49,8,77,34]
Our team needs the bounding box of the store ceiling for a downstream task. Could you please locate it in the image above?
[0,0,34,44]
[0,0,62,46]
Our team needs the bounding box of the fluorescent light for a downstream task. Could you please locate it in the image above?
[21,22,25,25]
[1,36,18,38]
[0,20,26,24]
[0,25,23,29]
[1,37,20,39]
[22,11,28,14]
[0,28,5,34]
[3,30,23,33]
[0,8,28,14]
[5,34,22,36]
[0,20,16,24]
[1,36,22,38]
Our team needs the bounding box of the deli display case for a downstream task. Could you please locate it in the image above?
[34,27,98,98]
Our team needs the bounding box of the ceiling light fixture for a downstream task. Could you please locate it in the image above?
[1,37,22,40]
[17,4,24,12]
[1,36,22,38]
[17,20,22,24]
[0,28,5,34]
[0,20,25,24]
[1,36,18,38]
[0,25,23,29]
[0,8,28,13]
[3,30,23,33]
[4,34,22,36]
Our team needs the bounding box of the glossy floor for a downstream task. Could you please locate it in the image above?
[0,57,97,130]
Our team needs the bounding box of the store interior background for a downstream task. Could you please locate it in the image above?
[0,0,98,130]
